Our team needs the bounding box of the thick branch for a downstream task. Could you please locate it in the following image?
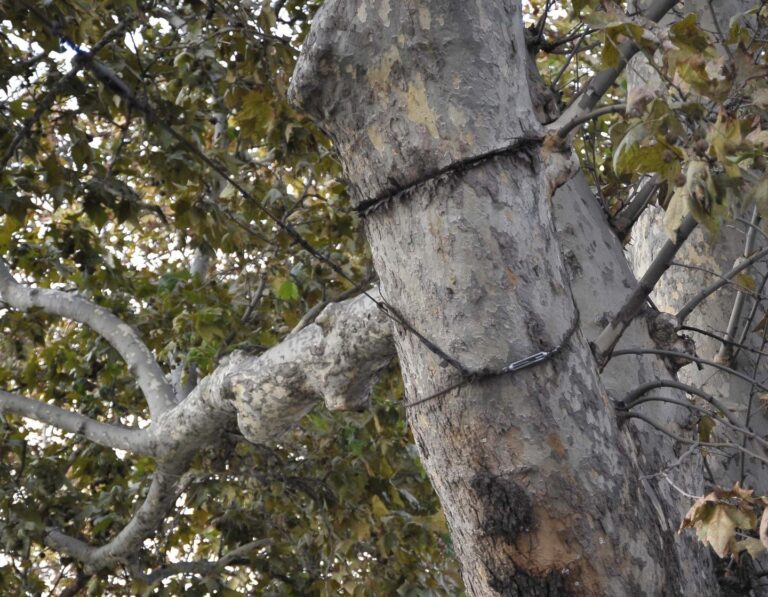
[230,288,395,442]
[0,389,153,455]
[0,259,175,418]
[42,290,395,571]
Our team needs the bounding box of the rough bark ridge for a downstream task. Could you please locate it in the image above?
[529,42,712,588]
[0,261,394,572]
[552,174,717,591]
[290,1,709,594]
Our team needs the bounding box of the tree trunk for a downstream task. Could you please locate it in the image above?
[289,1,717,593]
[552,172,717,591]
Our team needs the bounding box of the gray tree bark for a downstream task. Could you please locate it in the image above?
[289,1,718,593]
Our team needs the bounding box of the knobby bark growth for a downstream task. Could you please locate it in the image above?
[3,0,766,592]
[0,258,394,575]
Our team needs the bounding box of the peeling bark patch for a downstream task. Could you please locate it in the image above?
[487,565,571,597]
[471,472,533,540]
[545,433,566,459]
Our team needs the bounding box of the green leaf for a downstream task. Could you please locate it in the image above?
[275,279,300,301]
[698,416,716,443]
[669,13,712,53]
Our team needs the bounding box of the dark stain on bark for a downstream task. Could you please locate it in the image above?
[525,311,547,349]
[487,565,571,597]
[470,472,533,540]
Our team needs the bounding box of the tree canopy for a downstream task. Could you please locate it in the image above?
[2,0,768,594]
[0,1,460,593]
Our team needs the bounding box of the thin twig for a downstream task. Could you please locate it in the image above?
[677,245,768,322]
[549,0,681,134]
[740,314,768,483]
[612,347,768,394]
[624,412,768,466]
[623,395,768,451]
[550,28,589,88]
[679,324,768,359]
[555,102,627,139]
[733,272,768,363]
[593,215,697,365]
[716,206,761,364]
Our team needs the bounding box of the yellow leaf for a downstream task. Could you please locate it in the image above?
[734,537,765,558]
[753,313,768,334]
[663,186,689,240]
[680,487,757,558]
[698,416,716,443]
[371,495,389,517]
[697,503,752,557]
[351,519,370,540]
[735,273,756,292]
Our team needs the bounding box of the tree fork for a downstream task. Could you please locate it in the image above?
[289,1,707,594]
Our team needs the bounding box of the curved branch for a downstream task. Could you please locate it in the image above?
[624,412,768,466]
[137,539,271,586]
[620,379,740,428]
[0,259,175,418]
[554,102,626,139]
[0,390,153,455]
[42,289,395,572]
[611,347,768,394]
[680,324,768,358]
[45,462,187,573]
[622,395,768,452]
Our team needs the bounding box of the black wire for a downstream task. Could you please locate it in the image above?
[404,308,581,409]
[23,3,564,387]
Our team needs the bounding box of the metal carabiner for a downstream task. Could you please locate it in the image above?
[502,351,550,374]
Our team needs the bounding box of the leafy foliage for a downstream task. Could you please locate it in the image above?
[0,0,460,593]
[680,484,768,560]
[2,0,768,592]
[570,2,768,237]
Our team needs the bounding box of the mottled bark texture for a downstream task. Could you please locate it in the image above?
[552,173,718,593]
[3,286,394,573]
[289,1,709,594]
